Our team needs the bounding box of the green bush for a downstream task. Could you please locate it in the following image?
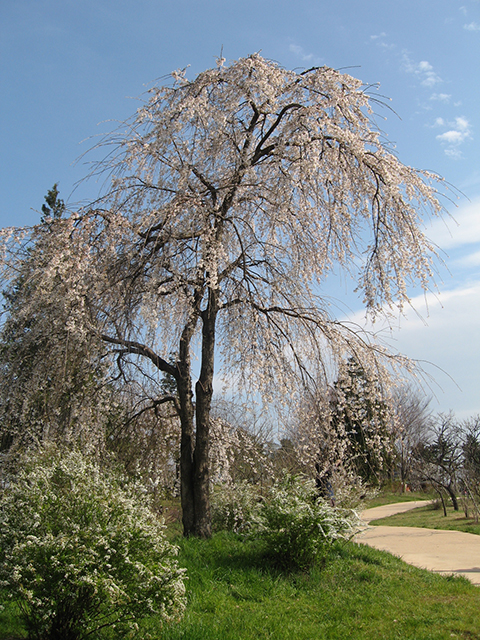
[0,447,186,640]
[210,481,261,534]
[252,474,360,568]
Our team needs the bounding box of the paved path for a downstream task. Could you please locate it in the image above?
[355,500,480,585]
[361,500,428,523]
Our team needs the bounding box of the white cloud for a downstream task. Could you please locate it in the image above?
[435,116,472,155]
[437,130,466,144]
[393,284,480,415]
[402,53,442,87]
[346,281,480,416]
[444,148,464,159]
[426,196,480,250]
[456,116,470,130]
[289,44,322,65]
[464,22,480,30]
[430,93,451,102]
[454,249,480,268]
[369,33,395,50]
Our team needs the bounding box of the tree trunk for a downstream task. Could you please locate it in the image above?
[178,376,195,536]
[177,317,199,537]
[446,483,459,511]
[194,379,212,538]
[435,487,447,517]
[192,288,218,538]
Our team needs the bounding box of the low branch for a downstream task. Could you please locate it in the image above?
[101,334,178,379]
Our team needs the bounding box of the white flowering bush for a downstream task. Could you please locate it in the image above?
[0,448,186,640]
[210,481,261,534]
[252,474,360,569]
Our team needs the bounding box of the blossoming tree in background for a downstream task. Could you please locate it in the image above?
[0,54,446,537]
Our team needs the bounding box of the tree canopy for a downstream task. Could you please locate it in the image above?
[0,54,446,537]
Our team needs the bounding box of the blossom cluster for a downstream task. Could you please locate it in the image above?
[0,447,186,639]
[253,474,360,568]
[210,473,360,568]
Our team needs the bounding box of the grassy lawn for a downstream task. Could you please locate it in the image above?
[369,501,480,536]
[4,492,480,640]
[362,487,433,509]
[5,532,479,640]
[143,534,480,640]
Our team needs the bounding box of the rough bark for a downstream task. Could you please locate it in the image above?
[177,316,199,537]
[446,483,459,512]
[192,288,218,538]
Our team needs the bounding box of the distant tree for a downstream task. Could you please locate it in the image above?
[463,416,480,476]
[271,437,303,476]
[40,183,66,223]
[330,357,395,484]
[0,55,445,537]
[461,415,480,518]
[209,400,275,487]
[0,187,111,458]
[413,413,462,513]
[392,384,432,491]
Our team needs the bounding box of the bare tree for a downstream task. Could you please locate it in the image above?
[413,413,462,513]
[0,55,445,537]
[392,384,432,491]
[461,415,480,520]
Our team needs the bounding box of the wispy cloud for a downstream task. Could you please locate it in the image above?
[289,44,322,65]
[402,54,442,87]
[464,22,480,30]
[369,33,395,50]
[430,93,451,102]
[435,116,472,156]
[427,196,480,250]
[346,278,480,416]
[455,250,480,268]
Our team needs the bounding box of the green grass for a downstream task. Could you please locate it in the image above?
[370,501,480,536]
[3,532,480,640]
[147,533,480,640]
[363,487,433,509]
[0,599,29,640]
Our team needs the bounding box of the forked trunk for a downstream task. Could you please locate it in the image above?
[192,288,217,538]
[446,483,459,512]
[178,288,217,538]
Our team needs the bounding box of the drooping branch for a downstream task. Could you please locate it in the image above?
[100,334,178,379]
[251,103,303,164]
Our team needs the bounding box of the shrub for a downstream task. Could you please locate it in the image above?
[251,474,360,569]
[210,481,261,534]
[0,447,186,640]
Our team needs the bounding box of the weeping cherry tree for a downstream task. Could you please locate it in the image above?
[1,54,445,537]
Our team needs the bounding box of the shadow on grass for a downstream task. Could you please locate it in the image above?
[0,599,27,640]
[178,530,338,575]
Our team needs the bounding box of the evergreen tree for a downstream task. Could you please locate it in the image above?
[331,358,394,484]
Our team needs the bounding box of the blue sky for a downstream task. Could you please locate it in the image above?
[1,0,479,418]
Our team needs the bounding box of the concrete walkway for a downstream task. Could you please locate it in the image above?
[355,500,480,585]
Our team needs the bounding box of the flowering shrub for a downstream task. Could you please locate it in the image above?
[210,481,261,534]
[0,447,186,640]
[252,474,360,569]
